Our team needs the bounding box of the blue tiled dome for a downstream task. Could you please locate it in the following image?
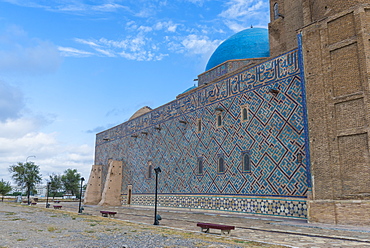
[181,85,197,94]
[205,28,270,71]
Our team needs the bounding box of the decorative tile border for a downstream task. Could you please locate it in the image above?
[96,50,300,145]
[130,194,307,219]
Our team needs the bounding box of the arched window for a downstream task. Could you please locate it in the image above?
[242,152,251,172]
[197,157,203,175]
[273,3,279,20]
[218,155,225,173]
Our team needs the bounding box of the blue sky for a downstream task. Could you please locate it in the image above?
[0,0,270,184]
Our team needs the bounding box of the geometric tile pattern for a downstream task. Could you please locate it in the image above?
[131,194,307,219]
[95,49,309,218]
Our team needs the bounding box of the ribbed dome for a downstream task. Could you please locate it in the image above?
[205,28,270,71]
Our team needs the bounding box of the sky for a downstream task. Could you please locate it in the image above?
[0,0,270,185]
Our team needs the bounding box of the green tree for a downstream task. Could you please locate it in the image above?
[49,173,63,199]
[61,169,81,197]
[8,162,42,204]
[0,179,12,202]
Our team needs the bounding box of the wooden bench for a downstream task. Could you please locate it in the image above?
[53,205,62,209]
[197,223,235,235]
[31,202,37,205]
[100,211,117,218]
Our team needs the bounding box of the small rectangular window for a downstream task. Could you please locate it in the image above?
[197,119,202,132]
[216,114,223,127]
[148,161,153,179]
[197,157,203,175]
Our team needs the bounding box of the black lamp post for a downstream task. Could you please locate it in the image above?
[78,177,85,214]
[153,166,161,225]
[46,182,51,208]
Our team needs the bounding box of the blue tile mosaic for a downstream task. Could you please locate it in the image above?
[95,49,309,218]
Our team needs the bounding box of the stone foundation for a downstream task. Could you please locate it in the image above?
[128,194,307,219]
[308,200,370,226]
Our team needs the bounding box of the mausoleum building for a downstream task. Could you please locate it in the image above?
[85,0,370,226]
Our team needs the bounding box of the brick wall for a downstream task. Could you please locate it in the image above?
[301,5,370,225]
[269,0,370,57]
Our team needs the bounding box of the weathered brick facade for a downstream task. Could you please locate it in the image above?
[270,0,370,225]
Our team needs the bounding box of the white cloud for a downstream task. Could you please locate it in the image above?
[138,25,153,33]
[1,0,130,14]
[167,24,178,32]
[91,3,129,12]
[119,50,167,61]
[58,46,94,57]
[0,25,62,74]
[74,38,101,47]
[223,21,249,33]
[219,0,269,31]
[72,34,167,61]
[95,48,116,57]
[220,0,265,18]
[154,21,179,32]
[0,117,45,139]
[0,81,24,122]
[0,130,94,183]
[178,34,221,55]
[185,0,207,5]
[0,113,93,183]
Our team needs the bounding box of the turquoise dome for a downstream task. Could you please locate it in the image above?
[205,28,270,71]
[181,85,197,94]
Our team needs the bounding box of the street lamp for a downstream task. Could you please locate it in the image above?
[46,182,51,208]
[153,166,161,225]
[25,156,36,205]
[78,177,85,214]
[26,155,36,163]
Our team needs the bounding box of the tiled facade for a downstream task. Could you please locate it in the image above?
[94,49,311,219]
[86,0,370,225]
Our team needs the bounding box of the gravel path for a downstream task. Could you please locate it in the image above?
[0,202,281,248]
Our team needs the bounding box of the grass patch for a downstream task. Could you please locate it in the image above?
[47,226,57,232]
[85,230,95,233]
[5,212,16,215]
[50,215,58,217]
[10,218,25,221]
[84,219,102,223]
[233,239,249,243]
[90,223,97,226]
[17,239,27,242]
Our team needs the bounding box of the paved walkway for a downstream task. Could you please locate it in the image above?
[41,201,370,247]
